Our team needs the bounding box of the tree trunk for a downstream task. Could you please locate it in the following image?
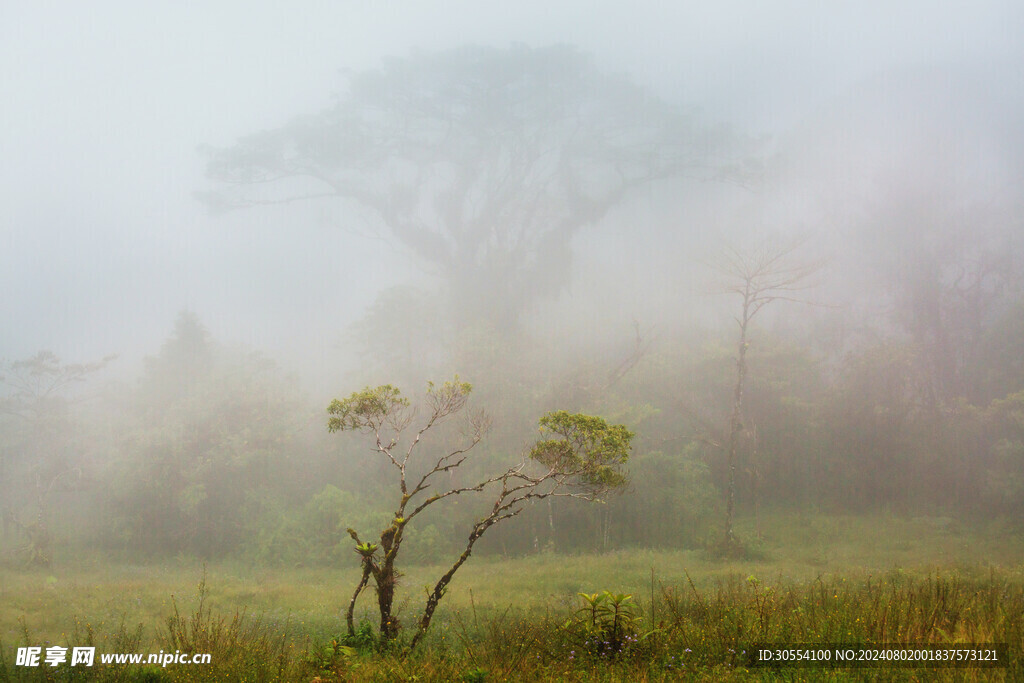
[346,561,372,637]
[376,559,399,642]
[724,302,751,549]
[410,521,490,650]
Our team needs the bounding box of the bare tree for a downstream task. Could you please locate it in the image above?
[327,378,633,648]
[710,238,820,551]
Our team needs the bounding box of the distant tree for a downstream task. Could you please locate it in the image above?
[968,296,1024,403]
[862,185,1018,406]
[709,239,820,552]
[199,45,747,332]
[327,378,632,648]
[112,312,302,559]
[345,285,448,388]
[140,310,213,403]
[983,391,1024,515]
[0,351,113,565]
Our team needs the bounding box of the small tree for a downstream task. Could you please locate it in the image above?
[327,378,632,648]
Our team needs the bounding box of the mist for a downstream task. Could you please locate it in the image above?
[3,1,1024,676]
[3,2,1019,376]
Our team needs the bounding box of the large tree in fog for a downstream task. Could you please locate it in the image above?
[199,45,743,331]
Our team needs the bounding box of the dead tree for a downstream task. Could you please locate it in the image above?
[711,238,820,551]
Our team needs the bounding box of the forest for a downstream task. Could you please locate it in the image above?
[2,4,1023,681]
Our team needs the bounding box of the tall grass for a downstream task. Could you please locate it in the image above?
[0,573,318,682]
[1,513,1020,680]
[319,570,1020,681]
[159,571,313,682]
[1,570,1018,681]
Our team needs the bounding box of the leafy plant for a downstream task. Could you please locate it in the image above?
[570,590,645,658]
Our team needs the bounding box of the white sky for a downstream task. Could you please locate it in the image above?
[1,1,1021,379]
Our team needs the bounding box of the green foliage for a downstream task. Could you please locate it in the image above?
[566,591,645,659]
[237,485,393,567]
[531,411,633,490]
[327,384,410,433]
[355,542,379,557]
[460,666,488,682]
[616,449,720,549]
[340,619,378,653]
[425,377,474,414]
[403,523,444,565]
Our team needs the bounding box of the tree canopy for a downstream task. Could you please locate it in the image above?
[200,45,745,329]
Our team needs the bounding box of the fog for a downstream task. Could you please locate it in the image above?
[7,5,1024,673]
[3,2,1019,383]
[3,0,1024,592]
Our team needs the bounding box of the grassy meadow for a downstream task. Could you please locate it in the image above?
[1,513,1022,681]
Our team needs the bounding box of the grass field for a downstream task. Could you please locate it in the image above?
[1,513,1022,681]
